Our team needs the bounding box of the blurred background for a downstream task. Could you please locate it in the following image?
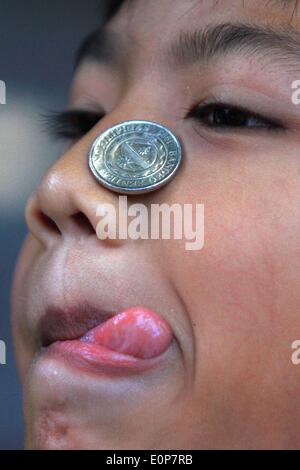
[0,0,103,449]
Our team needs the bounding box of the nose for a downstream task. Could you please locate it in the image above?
[25,95,178,247]
[25,115,128,247]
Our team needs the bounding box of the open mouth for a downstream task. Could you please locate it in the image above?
[40,306,173,375]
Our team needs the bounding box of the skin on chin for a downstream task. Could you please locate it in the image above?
[12,0,300,449]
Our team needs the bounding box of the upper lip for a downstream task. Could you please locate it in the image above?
[29,244,180,353]
[39,303,115,347]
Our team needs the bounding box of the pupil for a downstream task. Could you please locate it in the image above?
[214,107,247,127]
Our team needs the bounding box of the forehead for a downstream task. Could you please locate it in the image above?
[99,0,300,67]
[110,0,300,32]
[72,0,300,98]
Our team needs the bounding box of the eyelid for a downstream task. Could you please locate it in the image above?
[187,100,286,132]
[42,109,104,140]
[190,82,297,126]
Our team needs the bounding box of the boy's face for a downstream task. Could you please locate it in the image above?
[12,0,300,449]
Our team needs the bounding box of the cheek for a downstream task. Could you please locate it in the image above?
[11,235,42,379]
[166,169,300,387]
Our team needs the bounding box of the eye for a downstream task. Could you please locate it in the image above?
[188,102,285,132]
[43,109,104,140]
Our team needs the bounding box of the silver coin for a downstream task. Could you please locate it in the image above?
[88,120,182,194]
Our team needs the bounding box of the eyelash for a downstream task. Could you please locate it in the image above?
[43,110,104,140]
[44,102,285,140]
[188,102,284,133]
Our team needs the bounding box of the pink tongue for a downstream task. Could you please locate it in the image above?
[81,307,172,359]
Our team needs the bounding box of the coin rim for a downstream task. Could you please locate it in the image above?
[88,120,182,194]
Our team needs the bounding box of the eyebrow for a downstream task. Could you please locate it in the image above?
[75,28,120,68]
[75,22,300,72]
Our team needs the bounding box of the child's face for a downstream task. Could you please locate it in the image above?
[12,0,300,449]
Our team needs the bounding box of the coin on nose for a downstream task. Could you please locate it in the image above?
[88,120,182,194]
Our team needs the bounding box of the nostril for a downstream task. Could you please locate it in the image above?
[36,210,61,235]
[71,212,95,236]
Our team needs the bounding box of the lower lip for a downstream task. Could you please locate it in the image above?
[45,340,168,376]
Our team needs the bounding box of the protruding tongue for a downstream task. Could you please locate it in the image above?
[81,307,172,359]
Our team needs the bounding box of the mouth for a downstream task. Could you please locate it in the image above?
[39,305,173,376]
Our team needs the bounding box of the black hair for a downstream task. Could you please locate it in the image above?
[102,0,126,23]
[75,0,126,67]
